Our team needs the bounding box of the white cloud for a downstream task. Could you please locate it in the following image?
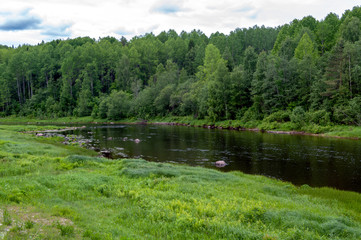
[0,0,359,46]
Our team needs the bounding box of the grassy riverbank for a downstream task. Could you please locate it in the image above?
[2,116,361,139]
[0,125,361,239]
[148,116,361,139]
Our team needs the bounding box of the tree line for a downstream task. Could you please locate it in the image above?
[1,6,361,127]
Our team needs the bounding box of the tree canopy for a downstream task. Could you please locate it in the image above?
[1,6,361,126]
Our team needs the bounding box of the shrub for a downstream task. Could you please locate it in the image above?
[306,110,331,126]
[241,106,262,123]
[333,97,361,125]
[107,90,132,120]
[258,121,281,130]
[290,106,306,127]
[98,96,109,119]
[263,110,291,123]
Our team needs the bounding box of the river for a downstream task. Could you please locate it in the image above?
[65,124,361,192]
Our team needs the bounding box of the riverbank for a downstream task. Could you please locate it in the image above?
[147,116,361,140]
[2,116,361,140]
[0,117,361,140]
[0,125,361,239]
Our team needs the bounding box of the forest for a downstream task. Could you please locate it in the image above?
[1,6,361,128]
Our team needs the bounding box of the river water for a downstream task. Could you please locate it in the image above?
[66,124,361,192]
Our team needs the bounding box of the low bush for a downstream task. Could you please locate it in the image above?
[263,110,291,123]
[306,110,331,126]
[290,106,306,127]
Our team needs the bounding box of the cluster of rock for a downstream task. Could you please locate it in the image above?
[61,135,91,147]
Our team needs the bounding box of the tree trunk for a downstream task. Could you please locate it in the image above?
[22,76,26,101]
[17,78,21,103]
[349,55,352,98]
[27,76,31,99]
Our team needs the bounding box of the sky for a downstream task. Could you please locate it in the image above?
[0,0,359,46]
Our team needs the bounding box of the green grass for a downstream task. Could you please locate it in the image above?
[0,116,137,124]
[0,124,361,239]
[324,125,361,138]
[150,116,361,139]
[0,124,69,132]
[0,116,102,124]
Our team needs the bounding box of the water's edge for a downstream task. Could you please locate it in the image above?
[22,120,360,141]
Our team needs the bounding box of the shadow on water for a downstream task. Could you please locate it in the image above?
[65,124,361,192]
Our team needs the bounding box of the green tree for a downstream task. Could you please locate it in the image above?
[222,46,234,71]
[195,44,230,121]
[185,40,197,75]
[317,13,340,54]
[115,55,131,91]
[154,84,176,115]
[107,90,132,120]
[207,58,230,121]
[251,51,268,114]
[322,39,347,100]
[278,36,296,60]
[341,16,361,43]
[294,33,318,61]
[76,67,95,117]
[0,74,11,112]
[165,37,187,68]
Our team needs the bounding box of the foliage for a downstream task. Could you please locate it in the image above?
[333,97,361,125]
[263,110,291,123]
[294,32,319,60]
[107,90,132,120]
[290,106,306,127]
[305,110,331,126]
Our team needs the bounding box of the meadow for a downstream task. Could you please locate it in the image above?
[0,125,361,239]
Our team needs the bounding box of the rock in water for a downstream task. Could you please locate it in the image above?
[215,160,227,167]
[100,150,111,158]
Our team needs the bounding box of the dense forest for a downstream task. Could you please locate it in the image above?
[1,6,361,127]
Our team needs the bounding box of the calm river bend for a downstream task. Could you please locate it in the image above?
[66,124,361,192]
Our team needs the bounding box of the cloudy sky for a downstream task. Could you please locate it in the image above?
[0,0,359,46]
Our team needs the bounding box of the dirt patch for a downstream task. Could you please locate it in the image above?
[0,206,78,239]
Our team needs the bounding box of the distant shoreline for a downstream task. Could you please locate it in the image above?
[1,116,361,140]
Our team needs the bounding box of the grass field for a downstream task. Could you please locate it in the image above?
[0,125,361,239]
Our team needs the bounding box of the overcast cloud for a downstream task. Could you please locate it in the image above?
[0,0,359,46]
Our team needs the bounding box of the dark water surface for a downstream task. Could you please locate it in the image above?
[67,124,361,192]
